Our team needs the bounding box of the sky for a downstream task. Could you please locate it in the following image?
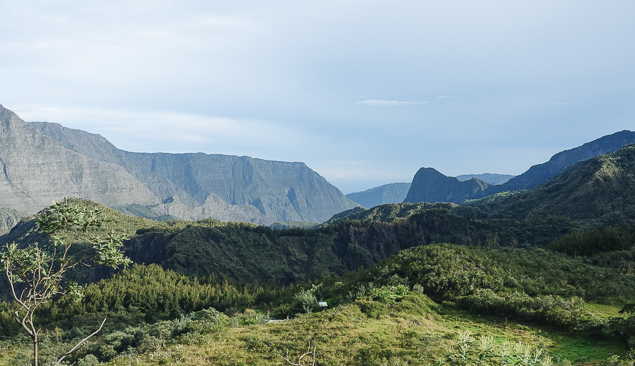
[1,1,635,194]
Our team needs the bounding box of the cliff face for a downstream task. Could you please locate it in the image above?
[0,106,158,214]
[1,105,358,224]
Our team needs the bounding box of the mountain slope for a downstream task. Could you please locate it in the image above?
[405,130,635,204]
[492,143,635,224]
[496,130,635,192]
[1,105,357,224]
[346,183,411,208]
[6,142,635,288]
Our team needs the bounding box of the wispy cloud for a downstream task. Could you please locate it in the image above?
[14,105,306,155]
[357,99,429,107]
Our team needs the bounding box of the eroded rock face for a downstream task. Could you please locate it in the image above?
[0,104,358,225]
[0,106,158,214]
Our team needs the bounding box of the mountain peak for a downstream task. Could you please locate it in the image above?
[404,167,489,204]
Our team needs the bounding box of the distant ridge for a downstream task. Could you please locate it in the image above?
[330,143,635,238]
[456,173,514,185]
[405,130,635,204]
[0,104,358,225]
[496,130,635,192]
[346,183,411,208]
[492,143,635,224]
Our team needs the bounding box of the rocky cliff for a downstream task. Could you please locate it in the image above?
[0,104,358,225]
[0,106,158,214]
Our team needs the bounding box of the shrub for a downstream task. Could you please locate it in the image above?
[354,298,390,319]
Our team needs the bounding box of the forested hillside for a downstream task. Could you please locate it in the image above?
[2,239,635,364]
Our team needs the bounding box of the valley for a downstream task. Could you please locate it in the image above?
[1,105,635,364]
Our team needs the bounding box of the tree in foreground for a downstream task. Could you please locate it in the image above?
[0,200,131,366]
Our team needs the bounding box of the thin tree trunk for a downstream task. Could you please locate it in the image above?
[33,333,38,366]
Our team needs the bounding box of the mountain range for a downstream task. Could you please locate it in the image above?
[3,101,634,235]
[404,130,635,205]
[0,104,357,231]
[4,140,635,287]
[344,175,513,208]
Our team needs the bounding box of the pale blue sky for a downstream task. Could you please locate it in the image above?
[1,1,634,193]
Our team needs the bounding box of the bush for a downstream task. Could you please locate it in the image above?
[76,354,100,366]
[354,298,390,318]
[294,289,318,314]
[371,285,409,304]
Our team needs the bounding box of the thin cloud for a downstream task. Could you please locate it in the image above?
[357,99,429,107]
[14,105,306,154]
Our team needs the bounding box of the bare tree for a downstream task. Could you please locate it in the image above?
[0,200,131,366]
[276,340,317,366]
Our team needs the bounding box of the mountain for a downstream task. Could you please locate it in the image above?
[0,208,26,235]
[0,106,158,214]
[405,130,635,204]
[403,168,490,204]
[349,144,635,230]
[456,173,514,185]
[332,144,635,248]
[0,104,357,224]
[345,182,411,208]
[346,175,511,209]
[490,143,635,225]
[5,143,635,288]
[496,130,635,192]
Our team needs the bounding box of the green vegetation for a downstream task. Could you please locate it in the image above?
[1,239,635,364]
[1,200,131,365]
[3,145,635,364]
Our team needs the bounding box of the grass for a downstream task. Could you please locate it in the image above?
[100,298,628,365]
[1,298,628,365]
